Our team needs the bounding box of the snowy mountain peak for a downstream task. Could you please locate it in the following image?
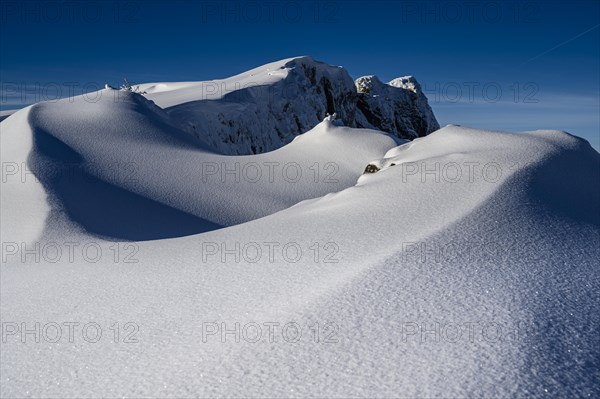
[355,75,386,94]
[138,56,440,154]
[280,55,317,66]
[354,73,439,140]
[388,75,420,93]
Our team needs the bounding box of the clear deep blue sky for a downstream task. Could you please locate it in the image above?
[1,0,599,149]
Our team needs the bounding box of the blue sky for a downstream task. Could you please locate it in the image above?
[1,0,598,149]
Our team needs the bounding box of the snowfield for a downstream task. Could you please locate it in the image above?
[1,58,599,398]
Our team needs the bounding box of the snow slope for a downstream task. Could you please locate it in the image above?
[138,56,439,154]
[1,91,599,399]
[0,109,18,122]
[1,89,398,241]
[0,106,49,244]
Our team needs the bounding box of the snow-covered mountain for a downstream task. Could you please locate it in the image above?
[1,56,598,398]
[356,75,439,139]
[138,56,439,154]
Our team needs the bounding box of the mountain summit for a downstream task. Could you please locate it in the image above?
[139,56,439,154]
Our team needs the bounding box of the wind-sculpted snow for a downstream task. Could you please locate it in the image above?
[139,56,439,154]
[0,106,49,244]
[1,90,598,396]
[2,89,398,241]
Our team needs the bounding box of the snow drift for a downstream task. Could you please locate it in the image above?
[1,58,598,398]
[1,89,399,241]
